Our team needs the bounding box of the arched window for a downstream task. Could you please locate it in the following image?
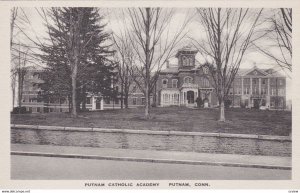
[182,56,187,66]
[202,78,209,87]
[184,76,193,84]
[172,79,178,88]
[203,66,209,74]
[162,79,168,88]
[189,57,193,66]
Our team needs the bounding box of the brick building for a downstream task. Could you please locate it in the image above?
[18,66,149,113]
[156,46,287,109]
[17,46,287,113]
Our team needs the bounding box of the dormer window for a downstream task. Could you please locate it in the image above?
[184,76,193,84]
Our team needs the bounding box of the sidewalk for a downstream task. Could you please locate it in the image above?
[11,143,291,170]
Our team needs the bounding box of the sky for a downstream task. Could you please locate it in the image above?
[15,7,292,100]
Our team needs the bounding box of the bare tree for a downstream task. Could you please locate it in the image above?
[253,8,292,73]
[10,8,47,110]
[16,44,30,113]
[252,8,292,73]
[126,8,189,118]
[192,8,263,121]
[10,8,18,110]
[112,31,135,109]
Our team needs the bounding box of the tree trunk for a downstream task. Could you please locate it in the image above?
[82,84,86,111]
[18,72,21,109]
[153,84,157,107]
[121,83,124,109]
[144,8,151,119]
[219,99,225,122]
[124,86,129,109]
[68,95,71,113]
[12,85,15,109]
[71,63,77,117]
[148,90,151,108]
[18,69,24,114]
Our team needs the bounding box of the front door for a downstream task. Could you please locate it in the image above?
[96,98,101,109]
[187,91,194,104]
[253,99,260,109]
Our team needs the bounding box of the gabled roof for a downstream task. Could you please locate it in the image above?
[237,66,285,77]
[238,66,268,76]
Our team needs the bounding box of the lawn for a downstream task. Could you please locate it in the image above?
[11,107,292,136]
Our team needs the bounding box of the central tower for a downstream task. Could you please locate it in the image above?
[175,46,198,69]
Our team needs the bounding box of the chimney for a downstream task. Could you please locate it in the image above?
[166,60,170,68]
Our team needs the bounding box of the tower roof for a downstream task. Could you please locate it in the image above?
[175,46,198,58]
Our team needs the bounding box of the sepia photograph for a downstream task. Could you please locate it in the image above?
[6,4,294,185]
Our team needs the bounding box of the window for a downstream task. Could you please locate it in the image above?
[163,94,170,103]
[271,88,276,96]
[253,87,258,95]
[172,79,178,88]
[278,89,284,96]
[279,79,283,85]
[162,79,168,88]
[173,94,179,104]
[202,78,209,87]
[141,98,146,105]
[189,58,193,66]
[86,97,91,104]
[104,98,110,104]
[203,67,209,74]
[278,98,284,107]
[184,76,193,84]
[133,98,137,105]
[182,56,193,66]
[244,87,249,94]
[182,56,187,66]
[262,79,266,84]
[115,98,119,104]
[37,107,40,113]
[261,99,266,106]
[270,101,275,107]
[245,99,249,107]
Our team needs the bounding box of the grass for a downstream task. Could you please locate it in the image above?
[11,107,292,136]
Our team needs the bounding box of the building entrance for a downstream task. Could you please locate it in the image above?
[253,99,260,109]
[96,98,101,109]
[187,91,194,104]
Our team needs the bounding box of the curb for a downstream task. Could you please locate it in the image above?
[11,124,292,142]
[11,151,291,170]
